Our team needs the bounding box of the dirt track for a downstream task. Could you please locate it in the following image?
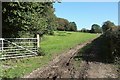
[82,62,118,78]
[23,38,119,79]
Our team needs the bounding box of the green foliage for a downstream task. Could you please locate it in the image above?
[102,25,120,64]
[48,30,54,35]
[80,24,102,33]
[102,21,116,33]
[80,28,90,33]
[68,22,77,31]
[37,47,45,56]
[56,18,69,31]
[2,2,78,38]
[101,21,119,63]
[2,2,56,38]
[56,18,77,31]
[90,24,102,33]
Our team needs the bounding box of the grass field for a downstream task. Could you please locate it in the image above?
[1,31,98,78]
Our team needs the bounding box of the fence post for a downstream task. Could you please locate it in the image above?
[0,38,4,53]
[37,34,40,48]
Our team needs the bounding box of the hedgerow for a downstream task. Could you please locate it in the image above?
[102,27,120,68]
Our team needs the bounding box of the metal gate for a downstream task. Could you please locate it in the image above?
[0,36,40,60]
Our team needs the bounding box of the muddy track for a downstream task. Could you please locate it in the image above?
[23,39,92,78]
[78,61,118,78]
[78,37,119,78]
[23,37,119,79]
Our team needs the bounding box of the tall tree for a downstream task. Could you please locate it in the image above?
[91,24,102,33]
[102,21,115,33]
[56,18,69,31]
[68,22,77,31]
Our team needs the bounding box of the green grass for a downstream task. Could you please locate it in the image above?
[41,31,98,55]
[1,31,98,78]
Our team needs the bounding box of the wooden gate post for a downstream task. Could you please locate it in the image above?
[37,34,40,48]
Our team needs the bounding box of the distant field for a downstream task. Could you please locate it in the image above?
[1,31,98,78]
[41,31,98,55]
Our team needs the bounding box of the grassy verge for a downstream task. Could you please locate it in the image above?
[1,31,98,78]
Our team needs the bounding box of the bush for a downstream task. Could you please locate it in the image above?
[37,48,45,56]
[103,27,120,63]
[48,30,54,35]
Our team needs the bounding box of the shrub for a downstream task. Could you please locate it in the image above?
[37,48,45,56]
[103,27,120,63]
[48,30,54,35]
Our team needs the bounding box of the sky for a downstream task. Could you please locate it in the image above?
[61,0,119,2]
[53,2,118,30]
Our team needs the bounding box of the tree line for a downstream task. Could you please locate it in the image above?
[80,21,116,34]
[2,2,77,38]
[88,20,120,67]
[80,20,120,69]
[56,18,77,31]
[80,20,118,33]
[80,24,102,33]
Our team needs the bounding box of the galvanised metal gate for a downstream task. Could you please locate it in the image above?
[0,35,40,60]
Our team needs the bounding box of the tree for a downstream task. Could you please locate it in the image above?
[2,2,56,38]
[102,21,115,33]
[81,28,89,33]
[91,24,102,33]
[56,18,77,31]
[56,18,69,31]
[68,22,77,31]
